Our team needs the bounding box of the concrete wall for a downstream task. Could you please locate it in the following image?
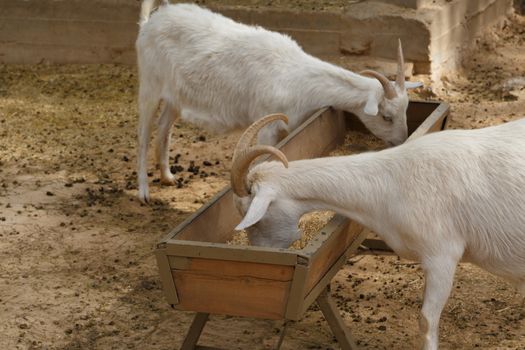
[0,0,140,64]
[426,0,514,79]
[0,0,429,66]
[370,0,436,9]
[0,0,514,80]
[515,0,525,13]
[1,1,419,65]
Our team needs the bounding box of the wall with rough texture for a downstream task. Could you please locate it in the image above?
[0,0,514,80]
[426,0,514,79]
[515,0,525,13]
[0,0,140,64]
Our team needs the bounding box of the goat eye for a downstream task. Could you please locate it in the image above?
[383,115,393,122]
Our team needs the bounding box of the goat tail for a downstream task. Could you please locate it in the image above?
[139,0,169,26]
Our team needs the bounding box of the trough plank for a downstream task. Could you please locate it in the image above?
[172,270,290,319]
[407,102,449,140]
[304,219,362,295]
[170,257,294,281]
[167,108,344,244]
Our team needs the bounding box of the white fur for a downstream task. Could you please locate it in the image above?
[235,118,525,350]
[136,1,420,202]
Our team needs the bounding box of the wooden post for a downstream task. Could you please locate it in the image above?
[180,313,210,350]
[317,287,359,350]
[275,320,291,349]
[180,314,290,350]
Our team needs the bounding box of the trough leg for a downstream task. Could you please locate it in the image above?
[275,320,291,350]
[181,313,210,350]
[317,287,359,350]
[180,313,290,350]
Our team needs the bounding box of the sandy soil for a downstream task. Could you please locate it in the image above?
[1,9,524,350]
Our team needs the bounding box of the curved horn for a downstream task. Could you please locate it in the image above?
[231,145,288,197]
[360,70,397,99]
[231,113,289,197]
[396,39,405,90]
[233,113,289,159]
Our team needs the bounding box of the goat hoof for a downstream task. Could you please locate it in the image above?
[160,175,177,186]
[138,190,150,204]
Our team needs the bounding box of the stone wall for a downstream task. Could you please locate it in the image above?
[0,0,140,64]
[0,0,514,80]
[515,0,525,13]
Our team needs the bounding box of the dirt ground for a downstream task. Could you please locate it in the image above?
[1,7,525,350]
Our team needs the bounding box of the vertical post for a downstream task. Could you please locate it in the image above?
[317,287,359,350]
[180,313,210,350]
[275,320,291,350]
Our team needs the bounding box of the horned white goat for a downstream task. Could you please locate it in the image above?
[136,1,422,203]
[231,114,525,350]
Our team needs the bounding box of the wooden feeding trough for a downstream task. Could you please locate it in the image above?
[155,101,449,350]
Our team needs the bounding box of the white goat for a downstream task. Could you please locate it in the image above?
[136,1,422,203]
[231,114,525,350]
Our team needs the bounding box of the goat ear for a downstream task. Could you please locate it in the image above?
[364,94,379,116]
[405,81,423,89]
[235,193,273,230]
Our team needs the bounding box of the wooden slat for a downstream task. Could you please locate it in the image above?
[344,100,446,138]
[163,239,299,266]
[155,249,179,305]
[304,218,361,294]
[173,187,241,244]
[170,257,295,281]
[171,257,294,320]
[301,228,368,313]
[172,270,290,320]
[277,107,346,162]
[407,102,450,140]
[283,261,309,320]
[406,101,439,135]
[181,313,210,350]
[160,108,346,245]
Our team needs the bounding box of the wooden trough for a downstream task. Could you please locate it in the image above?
[155,101,450,350]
